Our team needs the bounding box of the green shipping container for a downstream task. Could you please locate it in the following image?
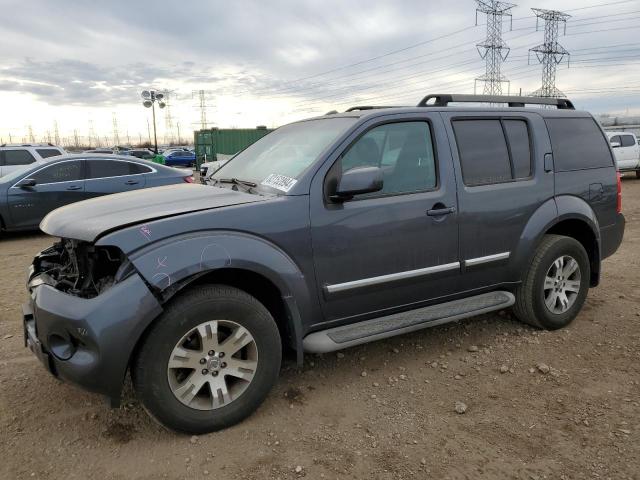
[194,126,273,166]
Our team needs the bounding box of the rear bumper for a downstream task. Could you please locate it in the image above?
[23,272,162,405]
[601,213,625,260]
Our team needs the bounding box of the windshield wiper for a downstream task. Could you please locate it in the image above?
[216,177,257,188]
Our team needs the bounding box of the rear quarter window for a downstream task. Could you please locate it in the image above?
[621,135,636,147]
[546,118,613,171]
[36,148,63,159]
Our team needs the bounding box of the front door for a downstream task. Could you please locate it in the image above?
[310,115,460,324]
[7,160,85,229]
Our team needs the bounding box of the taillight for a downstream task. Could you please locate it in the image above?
[184,176,194,183]
[616,172,622,213]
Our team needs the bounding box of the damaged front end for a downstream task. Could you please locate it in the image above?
[24,238,163,404]
[29,239,134,298]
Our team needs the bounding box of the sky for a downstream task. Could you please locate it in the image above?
[1,0,639,146]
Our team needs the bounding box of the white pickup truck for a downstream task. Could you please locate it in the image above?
[607,131,640,177]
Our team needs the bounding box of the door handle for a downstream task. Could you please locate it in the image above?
[426,206,456,216]
[66,185,82,191]
[125,180,139,185]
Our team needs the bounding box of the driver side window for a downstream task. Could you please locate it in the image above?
[340,122,436,196]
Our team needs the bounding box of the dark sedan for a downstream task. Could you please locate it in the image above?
[0,154,194,233]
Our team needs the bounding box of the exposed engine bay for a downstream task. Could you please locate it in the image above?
[30,239,129,298]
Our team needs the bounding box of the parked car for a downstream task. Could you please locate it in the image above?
[23,94,624,434]
[606,131,640,177]
[0,143,66,177]
[199,157,231,184]
[127,149,156,160]
[163,150,196,168]
[0,154,193,233]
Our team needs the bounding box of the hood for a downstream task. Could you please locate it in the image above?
[40,184,266,242]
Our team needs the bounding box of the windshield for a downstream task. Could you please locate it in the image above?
[212,117,356,193]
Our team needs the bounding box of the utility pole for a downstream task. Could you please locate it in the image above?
[529,8,571,98]
[141,90,166,154]
[176,122,181,145]
[474,0,515,96]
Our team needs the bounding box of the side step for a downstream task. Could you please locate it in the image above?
[303,291,515,353]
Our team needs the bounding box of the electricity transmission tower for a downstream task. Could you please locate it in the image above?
[474,0,515,96]
[162,90,176,144]
[53,121,60,145]
[193,90,215,130]
[27,124,35,143]
[88,118,98,147]
[112,112,120,146]
[529,8,571,98]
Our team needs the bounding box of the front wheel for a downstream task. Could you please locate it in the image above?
[513,235,590,330]
[132,285,282,434]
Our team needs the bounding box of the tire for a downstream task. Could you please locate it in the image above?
[635,170,640,179]
[513,234,590,330]
[132,284,282,434]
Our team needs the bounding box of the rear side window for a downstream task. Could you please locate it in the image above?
[621,135,635,147]
[4,150,36,166]
[453,120,512,186]
[32,161,82,183]
[86,160,138,178]
[128,163,153,174]
[546,118,613,171]
[36,148,62,159]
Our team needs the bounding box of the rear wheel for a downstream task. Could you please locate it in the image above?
[635,170,640,179]
[132,284,281,434]
[513,235,590,330]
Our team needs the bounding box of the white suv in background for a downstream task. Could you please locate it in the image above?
[607,132,640,177]
[0,144,67,177]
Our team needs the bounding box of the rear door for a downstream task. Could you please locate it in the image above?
[441,111,554,291]
[7,160,85,229]
[84,159,148,199]
[310,113,460,323]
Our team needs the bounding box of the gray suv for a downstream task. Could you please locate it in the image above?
[23,94,625,434]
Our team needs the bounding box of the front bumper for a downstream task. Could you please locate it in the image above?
[23,271,163,405]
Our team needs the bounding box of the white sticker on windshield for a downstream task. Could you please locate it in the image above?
[261,173,298,192]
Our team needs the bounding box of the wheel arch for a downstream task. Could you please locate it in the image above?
[544,218,600,286]
[126,232,310,367]
[511,196,601,287]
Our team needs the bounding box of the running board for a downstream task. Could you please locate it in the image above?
[303,291,515,353]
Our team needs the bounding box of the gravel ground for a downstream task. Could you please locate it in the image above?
[0,178,638,480]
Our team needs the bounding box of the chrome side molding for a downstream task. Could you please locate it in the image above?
[325,261,460,294]
[464,251,510,267]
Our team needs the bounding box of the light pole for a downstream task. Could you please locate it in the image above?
[141,90,166,153]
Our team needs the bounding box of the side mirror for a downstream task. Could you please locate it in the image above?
[610,141,621,148]
[331,166,383,202]
[17,178,37,188]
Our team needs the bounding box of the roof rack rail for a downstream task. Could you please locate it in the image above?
[344,106,403,112]
[417,94,575,110]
